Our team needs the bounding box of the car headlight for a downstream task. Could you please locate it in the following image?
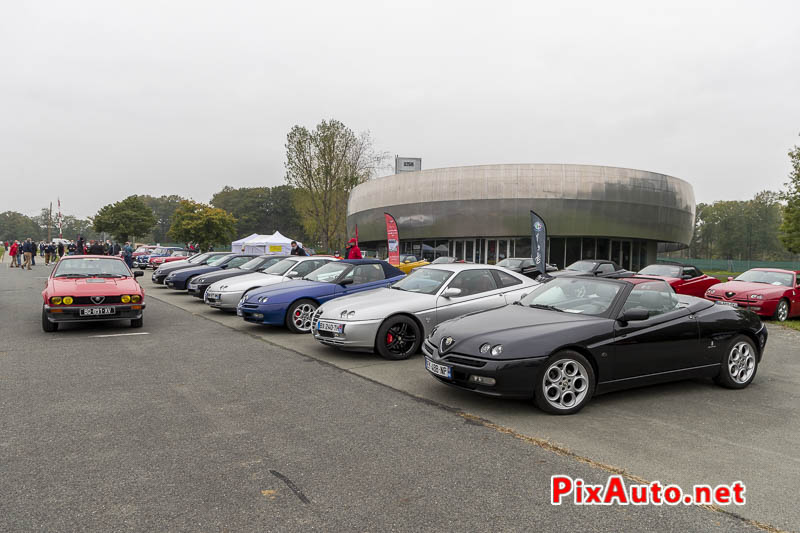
[62,296,73,305]
[707,288,716,294]
[50,296,62,305]
[479,343,491,354]
[121,294,131,303]
[197,278,205,284]
[131,295,141,303]
[239,297,246,305]
[490,344,503,357]
[257,296,269,303]
[750,294,763,300]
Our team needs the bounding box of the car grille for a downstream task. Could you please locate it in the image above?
[317,330,335,338]
[72,296,124,305]
[241,303,259,310]
[442,355,487,368]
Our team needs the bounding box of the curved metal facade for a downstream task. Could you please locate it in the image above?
[347,164,695,245]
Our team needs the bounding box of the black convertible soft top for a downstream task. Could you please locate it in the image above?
[340,259,405,278]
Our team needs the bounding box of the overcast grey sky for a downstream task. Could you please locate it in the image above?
[2,1,799,219]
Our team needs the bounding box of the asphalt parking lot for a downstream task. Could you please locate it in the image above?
[2,265,798,532]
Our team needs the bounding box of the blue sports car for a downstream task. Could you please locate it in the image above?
[164,254,259,290]
[237,259,406,333]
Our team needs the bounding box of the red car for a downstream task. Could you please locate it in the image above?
[41,255,146,332]
[131,245,157,260]
[637,263,720,297]
[705,268,800,322]
[149,249,194,269]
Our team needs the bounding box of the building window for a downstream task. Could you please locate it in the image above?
[632,241,640,271]
[435,241,449,259]
[475,239,484,263]
[565,238,581,267]
[498,239,508,261]
[639,241,648,269]
[582,238,595,259]
[622,241,632,270]
[515,238,531,260]
[487,240,497,264]
[597,238,610,260]
[465,240,474,262]
[550,238,565,269]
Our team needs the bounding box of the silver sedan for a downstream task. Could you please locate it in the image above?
[312,264,537,360]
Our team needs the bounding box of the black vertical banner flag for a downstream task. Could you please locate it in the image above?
[531,210,548,277]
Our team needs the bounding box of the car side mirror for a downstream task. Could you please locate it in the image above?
[286,271,300,278]
[442,287,462,298]
[133,270,143,278]
[619,308,649,323]
[727,276,734,281]
[340,278,354,286]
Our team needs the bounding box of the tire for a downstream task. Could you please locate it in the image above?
[714,335,758,389]
[41,308,58,332]
[772,298,789,322]
[534,351,595,415]
[130,317,143,328]
[375,316,422,360]
[285,299,318,334]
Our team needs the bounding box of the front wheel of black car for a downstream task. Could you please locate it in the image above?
[41,309,58,332]
[714,335,758,389]
[534,351,595,415]
[376,316,422,360]
[286,299,317,334]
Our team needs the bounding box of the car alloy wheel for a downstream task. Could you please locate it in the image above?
[535,351,595,415]
[287,299,317,333]
[376,316,422,360]
[774,299,789,322]
[714,335,758,389]
[727,341,756,385]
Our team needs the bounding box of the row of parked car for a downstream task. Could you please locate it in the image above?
[149,251,795,413]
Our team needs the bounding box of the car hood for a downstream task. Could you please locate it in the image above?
[50,277,142,295]
[430,305,605,360]
[243,279,335,303]
[710,281,786,297]
[318,287,434,320]
[209,272,281,292]
[155,260,195,273]
[194,268,252,284]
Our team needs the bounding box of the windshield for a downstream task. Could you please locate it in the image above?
[392,268,452,294]
[431,257,454,264]
[497,258,523,268]
[153,247,171,255]
[187,252,209,263]
[256,257,286,271]
[520,277,622,315]
[239,257,268,270]
[206,255,230,266]
[134,246,148,254]
[263,258,298,275]
[54,258,133,278]
[638,264,681,277]
[735,270,794,287]
[565,261,597,272]
[304,262,350,283]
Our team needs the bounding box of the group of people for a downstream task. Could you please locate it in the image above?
[0,236,137,270]
[287,238,363,259]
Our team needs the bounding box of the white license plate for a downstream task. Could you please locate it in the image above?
[317,321,344,333]
[425,357,452,379]
[79,307,115,316]
[206,293,218,301]
[716,301,739,307]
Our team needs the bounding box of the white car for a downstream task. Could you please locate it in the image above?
[204,256,338,311]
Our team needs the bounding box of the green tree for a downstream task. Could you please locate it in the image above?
[167,200,237,250]
[780,138,800,253]
[284,119,386,252]
[139,195,186,243]
[59,215,98,241]
[210,184,306,240]
[0,211,41,242]
[92,195,157,242]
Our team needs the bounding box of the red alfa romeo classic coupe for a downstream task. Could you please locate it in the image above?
[705,268,800,322]
[41,255,146,332]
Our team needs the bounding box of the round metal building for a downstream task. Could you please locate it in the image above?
[346,163,695,270]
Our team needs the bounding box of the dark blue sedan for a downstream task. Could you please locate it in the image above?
[164,254,259,290]
[237,259,406,333]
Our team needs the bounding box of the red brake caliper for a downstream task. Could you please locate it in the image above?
[386,332,394,345]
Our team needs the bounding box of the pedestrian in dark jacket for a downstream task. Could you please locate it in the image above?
[76,236,85,255]
[88,240,105,255]
[111,242,121,256]
[290,241,307,256]
[57,242,65,258]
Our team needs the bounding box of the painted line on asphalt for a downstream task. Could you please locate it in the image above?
[87,332,150,338]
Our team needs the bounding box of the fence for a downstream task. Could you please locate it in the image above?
[656,257,800,273]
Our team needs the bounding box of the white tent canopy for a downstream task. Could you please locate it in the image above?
[231,231,302,255]
[230,233,260,252]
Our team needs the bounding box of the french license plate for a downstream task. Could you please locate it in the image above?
[80,307,115,316]
[317,321,344,333]
[206,293,218,301]
[716,301,739,308]
[425,357,452,379]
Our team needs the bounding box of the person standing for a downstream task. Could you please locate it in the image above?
[290,241,307,256]
[122,242,134,269]
[44,242,53,265]
[76,236,85,255]
[22,238,34,270]
[111,241,120,256]
[8,241,17,268]
[57,241,65,260]
[88,240,104,255]
[345,238,362,259]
